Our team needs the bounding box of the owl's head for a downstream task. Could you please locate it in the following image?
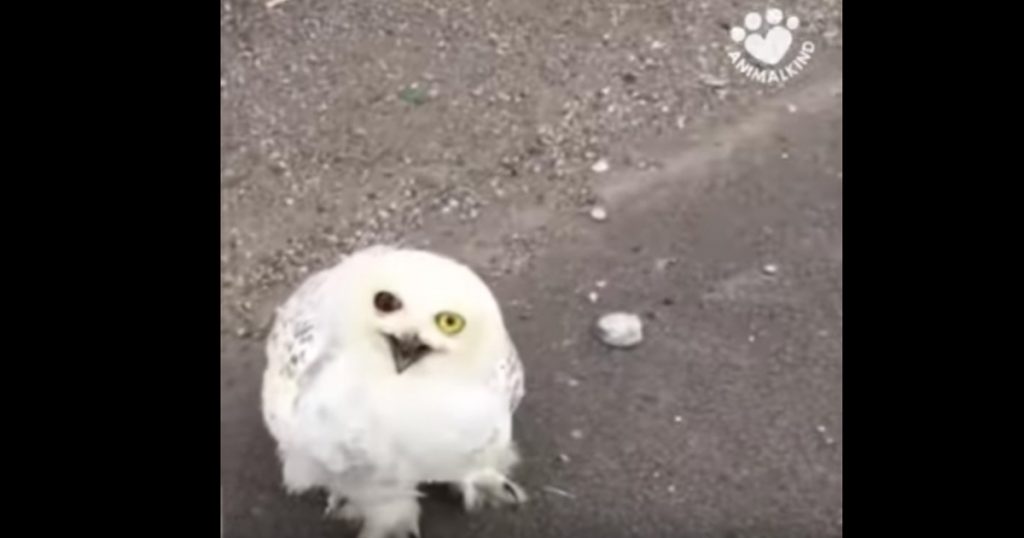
[333,246,509,376]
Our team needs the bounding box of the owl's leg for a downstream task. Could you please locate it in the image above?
[456,442,528,512]
[332,488,421,538]
[323,492,346,517]
[280,450,329,495]
[356,496,421,538]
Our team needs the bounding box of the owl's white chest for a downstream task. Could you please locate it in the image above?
[289,356,512,486]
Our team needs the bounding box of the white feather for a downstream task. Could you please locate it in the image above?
[260,245,526,536]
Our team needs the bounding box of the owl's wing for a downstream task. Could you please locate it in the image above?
[493,338,525,414]
[266,269,336,383]
[262,268,339,441]
[266,246,395,387]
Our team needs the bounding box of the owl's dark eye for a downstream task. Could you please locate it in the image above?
[374,291,402,313]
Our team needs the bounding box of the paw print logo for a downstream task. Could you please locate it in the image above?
[730,8,800,66]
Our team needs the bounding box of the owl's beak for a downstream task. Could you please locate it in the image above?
[385,333,432,374]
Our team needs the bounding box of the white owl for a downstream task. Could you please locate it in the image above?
[261,245,526,538]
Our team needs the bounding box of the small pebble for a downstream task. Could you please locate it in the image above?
[673,415,682,423]
[595,312,644,348]
[762,263,779,275]
[595,280,607,289]
[655,257,678,271]
[781,152,789,159]
[667,484,677,493]
[587,291,599,303]
[566,378,580,388]
[816,424,836,445]
[589,206,608,221]
[557,453,571,464]
[786,103,798,113]
[570,429,584,440]
[591,159,610,173]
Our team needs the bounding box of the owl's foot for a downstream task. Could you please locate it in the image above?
[457,469,528,512]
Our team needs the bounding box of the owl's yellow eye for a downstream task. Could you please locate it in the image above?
[435,312,466,335]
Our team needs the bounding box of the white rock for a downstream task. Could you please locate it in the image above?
[591,159,610,173]
[654,257,678,271]
[595,312,644,348]
[589,206,608,221]
[816,424,836,445]
[762,263,779,275]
